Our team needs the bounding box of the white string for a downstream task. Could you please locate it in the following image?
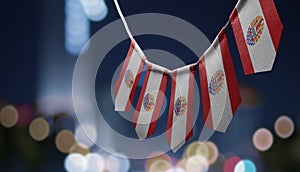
[113,0,134,40]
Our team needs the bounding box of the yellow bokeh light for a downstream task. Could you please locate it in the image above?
[0,105,19,128]
[55,129,75,153]
[275,115,294,139]
[29,117,50,141]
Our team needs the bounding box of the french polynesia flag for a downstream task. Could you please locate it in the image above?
[132,63,168,139]
[230,0,283,75]
[167,65,195,152]
[114,40,145,111]
[198,28,241,132]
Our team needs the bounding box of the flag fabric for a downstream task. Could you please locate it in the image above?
[132,63,168,139]
[167,65,195,152]
[198,29,241,132]
[230,0,283,75]
[114,40,145,111]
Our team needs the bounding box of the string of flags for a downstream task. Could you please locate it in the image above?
[113,0,283,152]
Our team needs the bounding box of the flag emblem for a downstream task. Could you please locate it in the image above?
[174,96,187,116]
[124,69,134,88]
[143,93,155,112]
[209,70,225,96]
[246,16,264,46]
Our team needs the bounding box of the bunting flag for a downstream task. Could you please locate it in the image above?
[112,0,283,151]
[198,29,241,132]
[132,63,168,139]
[167,65,195,152]
[230,0,283,75]
[114,40,145,111]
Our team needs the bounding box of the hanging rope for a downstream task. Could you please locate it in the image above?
[113,0,134,40]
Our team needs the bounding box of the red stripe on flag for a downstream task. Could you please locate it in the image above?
[125,56,146,111]
[259,0,283,51]
[230,9,255,75]
[166,71,176,145]
[185,66,195,142]
[114,41,135,98]
[132,64,151,128]
[147,71,168,137]
[219,29,242,115]
[198,57,213,129]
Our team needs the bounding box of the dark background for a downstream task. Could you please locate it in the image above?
[0,0,299,171]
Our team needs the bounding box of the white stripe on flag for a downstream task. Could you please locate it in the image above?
[230,0,283,74]
[199,29,241,132]
[133,63,168,139]
[114,41,145,111]
[167,65,194,152]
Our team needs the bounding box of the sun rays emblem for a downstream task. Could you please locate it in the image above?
[246,15,264,46]
[174,96,187,116]
[143,93,155,112]
[209,70,225,96]
[124,69,134,88]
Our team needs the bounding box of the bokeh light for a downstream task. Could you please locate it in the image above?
[148,158,172,172]
[234,159,256,172]
[115,153,130,172]
[65,0,90,55]
[69,142,90,155]
[64,153,87,172]
[253,128,273,152]
[275,115,294,139]
[223,156,241,172]
[205,141,219,165]
[79,0,108,21]
[16,103,35,127]
[214,153,226,171]
[29,117,50,141]
[0,105,19,128]
[85,153,105,172]
[186,155,209,172]
[106,155,120,172]
[37,96,75,116]
[166,167,186,172]
[146,152,172,171]
[55,129,75,153]
[176,158,187,170]
[74,123,97,148]
[183,141,209,159]
[239,85,261,107]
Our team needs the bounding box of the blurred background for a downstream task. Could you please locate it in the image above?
[0,0,299,171]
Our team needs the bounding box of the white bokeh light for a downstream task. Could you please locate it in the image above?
[65,0,90,55]
[166,167,186,172]
[64,153,87,172]
[79,0,108,21]
[85,153,105,172]
[186,155,209,172]
[115,153,130,172]
[106,155,120,172]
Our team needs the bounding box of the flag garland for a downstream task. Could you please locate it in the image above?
[133,63,168,139]
[230,0,283,74]
[114,40,145,111]
[198,28,241,132]
[166,65,195,152]
[113,0,283,152]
